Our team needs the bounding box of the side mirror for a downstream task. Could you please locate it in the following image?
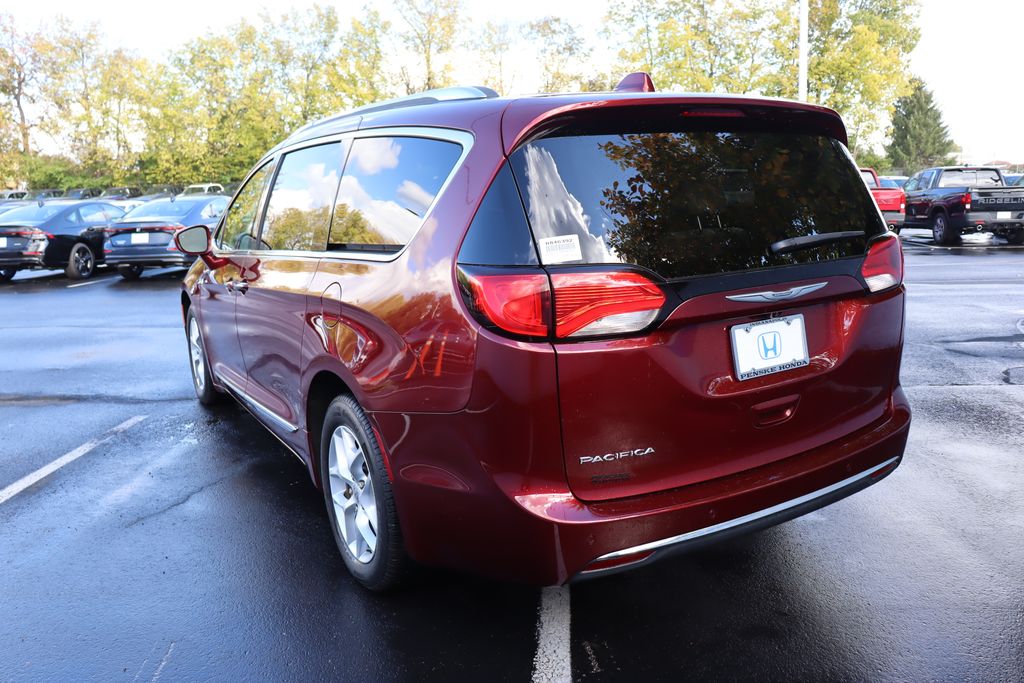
[175,225,212,255]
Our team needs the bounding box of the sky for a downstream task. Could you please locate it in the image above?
[10,0,1024,164]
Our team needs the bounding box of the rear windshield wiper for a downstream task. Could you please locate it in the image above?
[770,231,865,255]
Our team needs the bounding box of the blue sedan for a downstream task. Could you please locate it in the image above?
[104,195,228,279]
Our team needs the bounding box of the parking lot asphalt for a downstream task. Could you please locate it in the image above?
[1,233,1022,682]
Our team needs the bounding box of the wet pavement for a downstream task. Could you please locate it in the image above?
[1,234,1022,682]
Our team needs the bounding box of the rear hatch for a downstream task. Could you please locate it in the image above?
[502,104,902,502]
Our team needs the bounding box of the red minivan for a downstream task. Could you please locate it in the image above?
[175,75,910,590]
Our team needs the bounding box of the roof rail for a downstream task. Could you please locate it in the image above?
[294,86,500,137]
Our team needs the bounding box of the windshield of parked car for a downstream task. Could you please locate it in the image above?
[510,120,884,280]
[879,178,899,188]
[860,170,878,188]
[0,203,66,224]
[121,199,201,221]
[938,169,1002,187]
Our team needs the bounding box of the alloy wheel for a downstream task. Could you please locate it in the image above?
[74,246,94,277]
[188,317,206,393]
[327,425,378,564]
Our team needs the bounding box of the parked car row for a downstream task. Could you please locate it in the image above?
[862,166,1024,245]
[0,194,227,282]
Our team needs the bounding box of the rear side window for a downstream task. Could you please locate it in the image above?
[218,161,275,250]
[259,142,347,251]
[509,125,885,280]
[860,170,878,188]
[457,164,538,266]
[329,136,461,251]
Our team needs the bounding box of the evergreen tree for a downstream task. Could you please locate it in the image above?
[886,80,956,173]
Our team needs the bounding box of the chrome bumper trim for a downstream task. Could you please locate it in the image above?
[583,455,901,570]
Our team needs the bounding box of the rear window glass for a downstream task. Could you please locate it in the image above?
[0,203,66,224]
[329,136,461,251]
[122,199,200,220]
[510,126,884,280]
[937,170,1001,187]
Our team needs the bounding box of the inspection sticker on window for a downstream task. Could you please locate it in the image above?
[538,234,583,264]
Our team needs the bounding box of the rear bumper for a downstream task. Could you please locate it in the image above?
[959,211,1024,234]
[377,386,912,585]
[105,251,193,268]
[0,254,44,269]
[881,210,904,227]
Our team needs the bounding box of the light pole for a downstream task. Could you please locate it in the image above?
[798,0,808,101]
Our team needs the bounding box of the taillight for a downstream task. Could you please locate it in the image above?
[460,269,551,338]
[961,192,971,211]
[861,236,903,293]
[458,267,667,340]
[550,271,666,338]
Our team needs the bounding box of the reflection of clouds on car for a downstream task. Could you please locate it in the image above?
[335,174,419,245]
[396,180,433,217]
[350,137,401,175]
[266,162,340,215]
[521,145,619,264]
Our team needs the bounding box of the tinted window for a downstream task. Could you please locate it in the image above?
[920,170,936,188]
[122,199,201,221]
[217,162,275,250]
[904,176,919,192]
[937,169,1002,187]
[509,126,884,279]
[329,136,461,250]
[860,170,878,188]
[457,164,538,266]
[78,204,109,223]
[201,197,228,219]
[260,142,346,251]
[0,203,66,224]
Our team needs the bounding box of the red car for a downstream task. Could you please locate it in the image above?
[175,74,910,590]
[861,167,906,232]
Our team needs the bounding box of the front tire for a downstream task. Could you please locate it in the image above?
[65,242,96,279]
[931,212,960,246]
[185,308,218,405]
[320,395,410,591]
[0,267,15,283]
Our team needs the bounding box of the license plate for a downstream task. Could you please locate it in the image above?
[0,237,6,248]
[130,232,149,244]
[731,314,810,381]
[997,211,1011,220]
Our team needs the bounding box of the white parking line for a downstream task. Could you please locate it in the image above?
[67,276,116,288]
[531,585,572,683]
[0,415,147,505]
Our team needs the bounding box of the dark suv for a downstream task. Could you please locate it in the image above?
[175,75,910,590]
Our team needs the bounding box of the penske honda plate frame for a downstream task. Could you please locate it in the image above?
[730,314,810,381]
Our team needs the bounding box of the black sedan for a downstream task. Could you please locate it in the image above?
[0,201,125,281]
[104,195,228,279]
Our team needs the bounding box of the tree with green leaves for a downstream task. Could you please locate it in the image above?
[524,17,591,93]
[885,80,956,173]
[396,0,461,93]
[471,21,514,94]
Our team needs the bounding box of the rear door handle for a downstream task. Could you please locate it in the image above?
[227,280,249,294]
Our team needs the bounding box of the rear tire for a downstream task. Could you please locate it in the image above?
[118,264,144,280]
[1005,230,1024,245]
[931,212,960,246]
[0,267,15,283]
[65,243,96,280]
[320,394,411,592]
[185,308,219,405]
